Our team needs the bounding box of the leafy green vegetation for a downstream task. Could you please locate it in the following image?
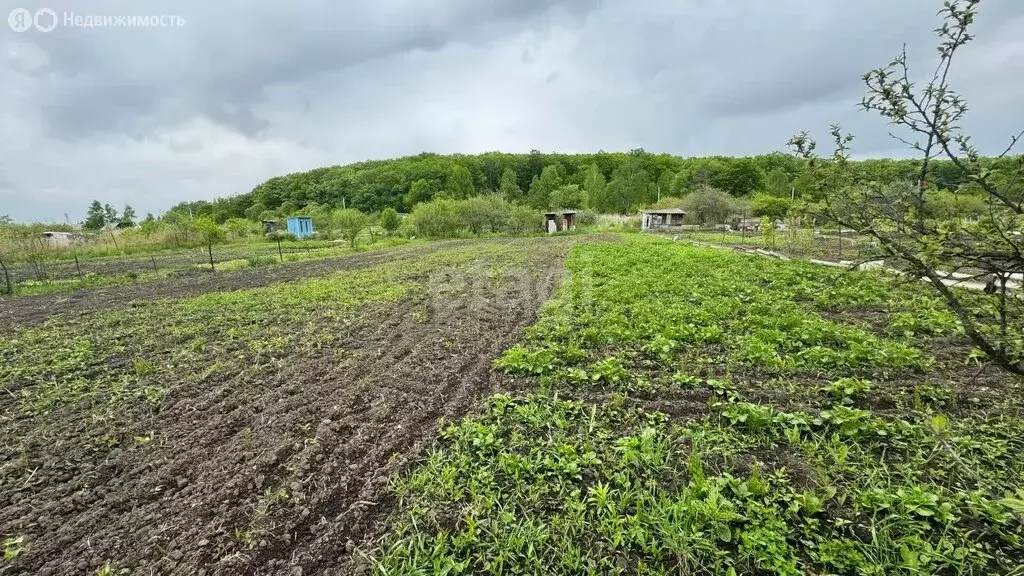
[374,235,1024,575]
[177,150,1008,219]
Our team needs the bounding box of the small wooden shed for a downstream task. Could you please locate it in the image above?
[641,209,687,231]
[544,210,578,234]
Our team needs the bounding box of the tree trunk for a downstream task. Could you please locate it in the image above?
[207,243,215,271]
[277,239,283,262]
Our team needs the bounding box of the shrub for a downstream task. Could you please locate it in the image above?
[577,209,598,227]
[379,207,401,235]
[410,199,465,238]
[458,196,507,235]
[506,205,543,236]
[411,197,540,238]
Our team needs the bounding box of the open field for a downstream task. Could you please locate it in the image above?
[2,234,1022,575]
[0,236,584,575]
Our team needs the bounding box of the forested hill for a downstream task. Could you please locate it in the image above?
[168,150,994,221]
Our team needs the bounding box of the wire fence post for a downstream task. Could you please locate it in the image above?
[151,255,158,273]
[74,253,82,278]
[0,259,12,295]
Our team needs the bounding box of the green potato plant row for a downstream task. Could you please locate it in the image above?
[375,235,1024,575]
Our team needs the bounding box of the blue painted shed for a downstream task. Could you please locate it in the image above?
[287,216,314,239]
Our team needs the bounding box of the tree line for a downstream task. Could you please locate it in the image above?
[162,150,1014,224]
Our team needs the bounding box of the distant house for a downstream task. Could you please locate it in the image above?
[40,231,84,247]
[641,209,687,231]
[286,216,314,239]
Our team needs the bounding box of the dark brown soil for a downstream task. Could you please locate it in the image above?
[0,237,580,576]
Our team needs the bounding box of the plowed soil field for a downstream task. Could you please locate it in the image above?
[0,236,589,575]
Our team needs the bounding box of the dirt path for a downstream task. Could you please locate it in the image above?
[1,237,580,576]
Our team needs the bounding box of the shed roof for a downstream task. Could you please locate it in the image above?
[287,216,312,221]
[643,208,687,215]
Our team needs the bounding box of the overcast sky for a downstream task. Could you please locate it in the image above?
[1,0,1023,222]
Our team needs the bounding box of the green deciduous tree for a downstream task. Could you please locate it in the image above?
[681,186,737,225]
[583,164,608,211]
[656,171,675,201]
[447,165,476,199]
[763,168,792,198]
[138,214,162,238]
[119,205,137,228]
[163,210,197,244]
[750,193,793,221]
[334,209,371,247]
[195,216,226,271]
[527,165,562,210]
[405,178,441,206]
[379,207,401,235]
[719,157,764,196]
[277,201,300,217]
[84,201,106,231]
[103,204,118,226]
[499,168,523,203]
[549,184,588,210]
[602,157,651,213]
[244,203,268,221]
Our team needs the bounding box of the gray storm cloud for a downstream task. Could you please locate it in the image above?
[1,0,1022,221]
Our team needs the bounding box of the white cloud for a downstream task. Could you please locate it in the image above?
[0,0,1022,221]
